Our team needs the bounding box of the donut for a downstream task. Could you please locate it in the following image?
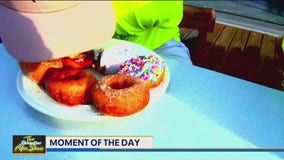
[92,74,150,117]
[44,67,97,106]
[19,59,63,85]
[61,50,95,69]
[118,55,166,88]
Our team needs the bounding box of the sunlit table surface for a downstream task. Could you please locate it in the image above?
[1,43,284,160]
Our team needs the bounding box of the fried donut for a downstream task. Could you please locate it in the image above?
[92,74,150,117]
[119,55,166,88]
[45,67,97,106]
[61,50,95,69]
[19,59,63,85]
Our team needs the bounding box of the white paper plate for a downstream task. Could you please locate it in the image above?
[17,39,170,121]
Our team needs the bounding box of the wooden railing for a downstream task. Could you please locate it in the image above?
[179,5,216,45]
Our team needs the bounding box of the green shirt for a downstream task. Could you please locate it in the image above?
[112,1,183,50]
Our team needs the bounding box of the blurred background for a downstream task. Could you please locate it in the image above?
[185,0,284,37]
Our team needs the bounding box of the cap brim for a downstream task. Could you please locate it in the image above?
[0,1,116,62]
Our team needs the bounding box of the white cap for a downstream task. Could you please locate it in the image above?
[0,1,116,62]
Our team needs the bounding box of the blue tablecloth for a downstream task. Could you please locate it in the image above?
[1,43,284,160]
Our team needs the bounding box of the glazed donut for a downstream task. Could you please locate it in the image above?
[92,74,150,117]
[45,67,97,106]
[119,55,166,88]
[61,50,95,69]
[19,59,63,85]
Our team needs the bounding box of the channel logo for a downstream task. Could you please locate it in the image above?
[13,135,46,155]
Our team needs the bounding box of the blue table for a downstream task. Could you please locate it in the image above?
[1,43,284,160]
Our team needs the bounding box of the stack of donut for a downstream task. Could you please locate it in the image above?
[19,50,97,106]
[19,50,166,117]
